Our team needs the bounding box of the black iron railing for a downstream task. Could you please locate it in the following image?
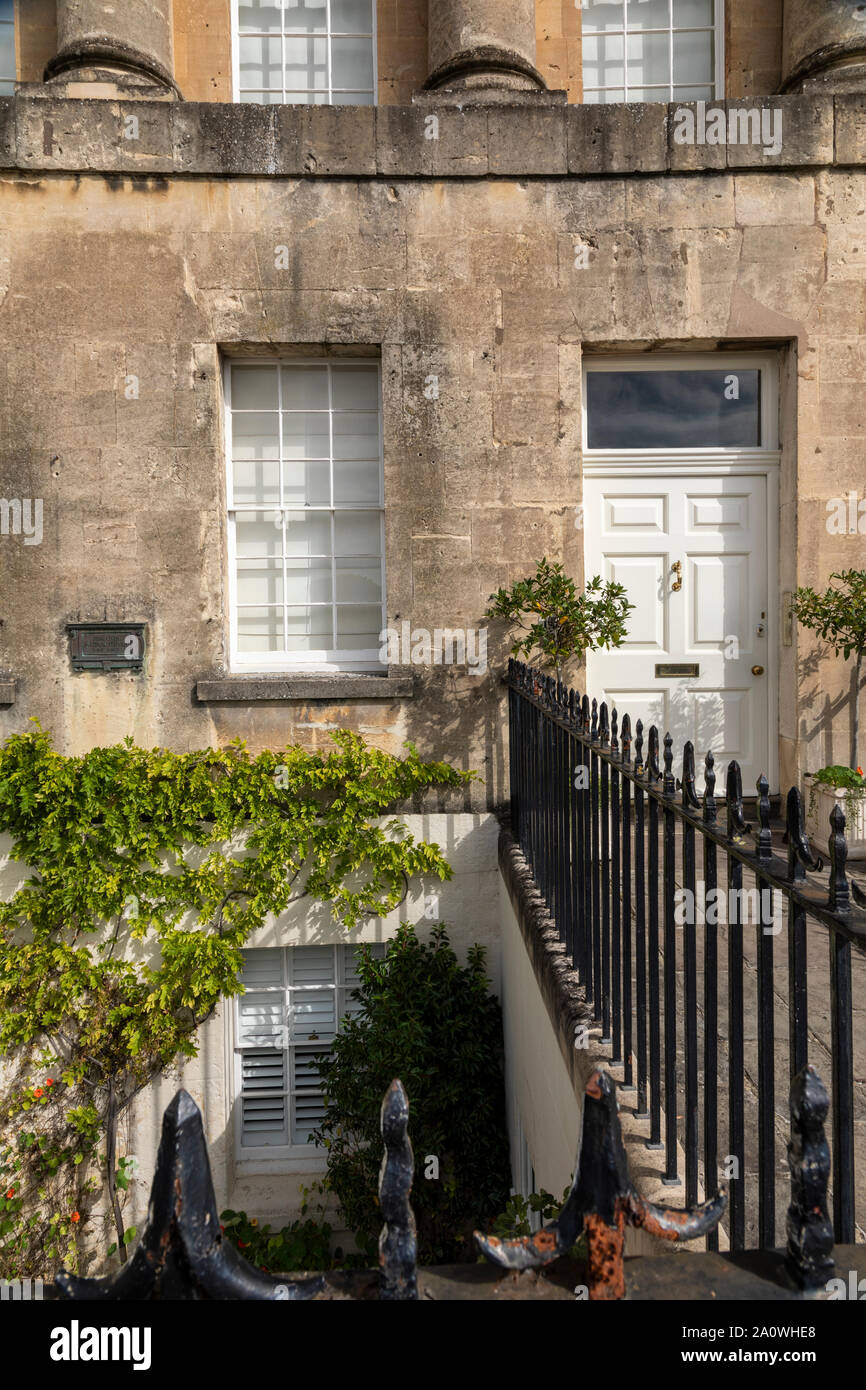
[506,659,866,1251]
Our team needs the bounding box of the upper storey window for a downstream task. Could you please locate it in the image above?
[0,0,15,96]
[234,0,376,105]
[582,0,722,105]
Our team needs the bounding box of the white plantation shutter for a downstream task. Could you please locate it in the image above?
[237,942,385,1154]
[237,950,288,1146]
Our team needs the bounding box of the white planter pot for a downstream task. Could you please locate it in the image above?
[805,784,866,862]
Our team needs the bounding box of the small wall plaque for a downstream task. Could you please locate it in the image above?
[68,624,146,672]
[655,663,700,679]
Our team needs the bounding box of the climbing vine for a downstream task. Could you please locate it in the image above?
[0,723,472,1278]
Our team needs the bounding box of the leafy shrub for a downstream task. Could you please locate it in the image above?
[315,924,512,1266]
[486,1186,586,1261]
[220,1188,337,1273]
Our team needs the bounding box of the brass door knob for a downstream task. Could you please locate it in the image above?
[752,665,765,676]
[671,560,683,592]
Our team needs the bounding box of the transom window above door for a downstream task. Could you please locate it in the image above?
[225,358,385,671]
[234,0,376,104]
[581,0,723,105]
[584,357,778,454]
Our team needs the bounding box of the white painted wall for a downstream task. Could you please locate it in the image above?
[499,889,581,1203]
[0,814,500,1255]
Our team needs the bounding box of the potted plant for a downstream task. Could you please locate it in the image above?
[791,570,866,859]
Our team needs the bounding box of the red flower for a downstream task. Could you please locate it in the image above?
[70,1211,80,1223]
[33,1087,44,1099]
[5,1188,14,1199]
[46,1078,55,1087]
[220,1224,225,1233]
[237,1240,248,1248]
[858,767,864,777]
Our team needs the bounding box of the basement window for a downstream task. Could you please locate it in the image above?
[234,943,385,1164]
[582,0,723,104]
[234,0,377,105]
[0,0,14,96]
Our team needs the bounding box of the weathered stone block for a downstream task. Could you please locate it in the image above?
[487,105,567,176]
[298,105,376,176]
[0,97,14,166]
[567,103,668,176]
[171,102,277,175]
[15,97,124,171]
[725,96,832,168]
[734,173,815,224]
[376,105,488,176]
[835,95,866,164]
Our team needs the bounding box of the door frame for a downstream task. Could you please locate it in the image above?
[581,352,781,794]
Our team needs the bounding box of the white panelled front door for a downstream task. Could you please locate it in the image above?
[583,472,776,793]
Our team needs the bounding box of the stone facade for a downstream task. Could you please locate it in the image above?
[2,0,866,1261]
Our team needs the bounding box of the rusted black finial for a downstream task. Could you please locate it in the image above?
[726,760,751,843]
[634,719,645,776]
[56,1091,323,1301]
[662,732,675,796]
[786,786,823,882]
[581,693,591,735]
[702,751,717,824]
[378,1079,418,1301]
[647,726,660,782]
[828,803,850,914]
[474,1070,726,1301]
[756,774,773,861]
[680,741,700,810]
[591,698,599,742]
[568,688,576,729]
[620,712,632,766]
[785,1065,834,1291]
[611,708,619,756]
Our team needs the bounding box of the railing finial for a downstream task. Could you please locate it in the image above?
[828,803,850,914]
[786,786,823,881]
[786,1065,834,1291]
[620,712,632,765]
[634,719,644,776]
[756,774,773,861]
[725,760,751,842]
[647,726,660,782]
[474,1070,726,1300]
[680,741,700,809]
[702,750,717,823]
[663,732,675,795]
[379,1078,419,1301]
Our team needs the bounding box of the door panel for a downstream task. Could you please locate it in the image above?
[584,473,773,791]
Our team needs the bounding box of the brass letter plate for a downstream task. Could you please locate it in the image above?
[655,663,699,679]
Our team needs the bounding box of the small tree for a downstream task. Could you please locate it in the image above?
[486,558,633,680]
[791,570,866,769]
[315,924,512,1265]
[0,726,472,1277]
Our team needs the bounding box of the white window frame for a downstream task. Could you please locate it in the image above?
[0,0,15,96]
[231,0,378,106]
[581,0,725,105]
[233,942,384,1171]
[224,356,386,673]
